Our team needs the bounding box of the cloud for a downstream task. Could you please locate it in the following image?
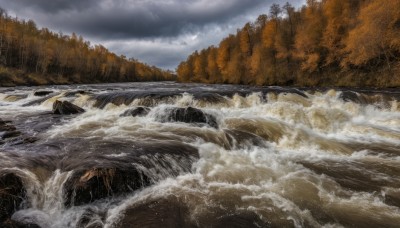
[3,0,97,13]
[102,23,234,70]
[2,0,267,39]
[0,0,306,70]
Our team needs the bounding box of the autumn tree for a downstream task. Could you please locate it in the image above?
[294,0,326,72]
[176,0,400,87]
[0,11,174,86]
[343,0,400,69]
[322,0,352,65]
[206,47,221,83]
[192,50,208,82]
[217,35,234,81]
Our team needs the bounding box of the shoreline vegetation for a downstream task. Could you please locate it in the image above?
[0,1,399,88]
[0,8,175,87]
[177,0,400,88]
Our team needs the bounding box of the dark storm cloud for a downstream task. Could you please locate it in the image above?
[2,0,266,39]
[0,0,306,69]
[4,0,97,14]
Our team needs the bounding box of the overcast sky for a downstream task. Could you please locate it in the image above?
[0,0,305,70]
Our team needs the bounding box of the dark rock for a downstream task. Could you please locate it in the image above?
[0,119,16,132]
[2,131,22,139]
[0,118,38,146]
[60,140,198,207]
[64,168,150,207]
[120,107,150,117]
[52,100,85,115]
[0,173,26,224]
[159,107,218,128]
[33,91,53,97]
[0,119,12,125]
[0,119,22,143]
[339,91,366,104]
[384,190,400,208]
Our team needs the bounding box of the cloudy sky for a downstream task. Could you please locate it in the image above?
[0,0,305,70]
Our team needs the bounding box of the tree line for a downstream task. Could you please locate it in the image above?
[0,8,175,86]
[177,0,400,87]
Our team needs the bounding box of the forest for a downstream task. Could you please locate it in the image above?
[0,9,174,86]
[177,0,400,87]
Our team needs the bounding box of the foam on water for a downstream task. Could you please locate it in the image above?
[1,82,400,227]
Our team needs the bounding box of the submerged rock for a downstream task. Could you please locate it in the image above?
[64,168,150,207]
[0,119,15,131]
[384,190,400,208]
[120,107,150,117]
[116,196,195,228]
[0,119,21,143]
[4,95,28,102]
[60,140,199,207]
[2,131,21,139]
[0,119,37,146]
[0,173,26,225]
[116,196,269,228]
[52,100,85,115]
[159,107,218,128]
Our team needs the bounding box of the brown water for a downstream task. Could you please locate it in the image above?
[1,82,400,227]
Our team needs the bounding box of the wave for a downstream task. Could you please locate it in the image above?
[0,82,400,227]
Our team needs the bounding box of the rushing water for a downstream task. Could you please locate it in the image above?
[1,82,400,228]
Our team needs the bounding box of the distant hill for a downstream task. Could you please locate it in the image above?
[177,0,400,88]
[0,8,175,86]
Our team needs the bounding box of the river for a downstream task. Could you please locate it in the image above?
[1,82,400,227]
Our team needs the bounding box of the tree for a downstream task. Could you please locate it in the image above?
[342,0,400,69]
[294,0,325,72]
[176,0,400,87]
[0,12,174,85]
[270,4,282,19]
[239,23,252,56]
[206,47,221,83]
[322,0,351,65]
[216,36,233,79]
[193,50,208,81]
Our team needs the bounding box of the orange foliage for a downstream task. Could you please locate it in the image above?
[343,0,400,68]
[176,0,400,86]
[0,10,174,85]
